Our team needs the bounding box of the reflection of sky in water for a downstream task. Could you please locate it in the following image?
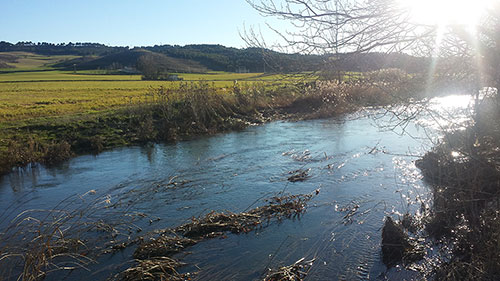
[422,94,475,131]
[0,95,474,280]
[371,95,476,147]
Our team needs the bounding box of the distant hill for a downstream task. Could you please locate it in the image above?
[143,44,325,73]
[54,49,208,73]
[0,53,18,68]
[0,41,126,56]
[0,41,428,74]
[334,52,429,73]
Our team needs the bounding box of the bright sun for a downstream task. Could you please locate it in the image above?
[398,0,494,27]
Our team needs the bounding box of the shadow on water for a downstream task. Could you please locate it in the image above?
[0,95,474,280]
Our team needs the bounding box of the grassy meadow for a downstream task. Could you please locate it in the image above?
[0,77,234,123]
[0,70,298,123]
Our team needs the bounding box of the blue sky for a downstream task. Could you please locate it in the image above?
[0,0,281,48]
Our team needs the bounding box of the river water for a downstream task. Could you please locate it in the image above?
[0,95,473,280]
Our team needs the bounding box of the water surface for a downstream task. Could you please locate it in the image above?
[0,95,472,280]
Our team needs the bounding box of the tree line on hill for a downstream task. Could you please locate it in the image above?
[0,41,429,74]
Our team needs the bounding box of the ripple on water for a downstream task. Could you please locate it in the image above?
[0,97,474,280]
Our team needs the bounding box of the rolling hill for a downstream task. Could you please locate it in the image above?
[53,49,208,73]
[0,41,429,74]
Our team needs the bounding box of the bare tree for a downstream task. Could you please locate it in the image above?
[244,0,435,54]
[245,0,500,90]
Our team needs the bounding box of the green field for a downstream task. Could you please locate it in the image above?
[0,75,245,123]
[0,74,309,124]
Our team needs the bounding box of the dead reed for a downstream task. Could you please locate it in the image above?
[117,193,315,280]
[0,192,142,281]
[117,257,189,281]
[264,257,315,281]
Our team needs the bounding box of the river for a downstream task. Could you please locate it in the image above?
[0,95,473,280]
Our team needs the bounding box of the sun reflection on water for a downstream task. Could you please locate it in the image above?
[415,94,475,132]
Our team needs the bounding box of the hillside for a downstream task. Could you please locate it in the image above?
[0,41,429,74]
[143,44,326,72]
[54,49,208,73]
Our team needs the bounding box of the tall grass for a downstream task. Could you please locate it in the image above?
[0,192,140,281]
[289,68,421,119]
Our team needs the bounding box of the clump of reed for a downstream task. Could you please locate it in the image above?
[177,194,312,239]
[118,193,315,280]
[127,81,301,141]
[0,192,140,281]
[0,136,73,175]
[293,69,422,119]
[117,257,189,281]
[264,257,315,281]
[133,236,197,260]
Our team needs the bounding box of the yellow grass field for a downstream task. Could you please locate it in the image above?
[0,70,302,123]
[0,79,239,122]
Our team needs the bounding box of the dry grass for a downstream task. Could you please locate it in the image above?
[288,70,421,119]
[175,194,313,239]
[117,193,315,280]
[0,192,142,281]
[117,257,189,281]
[264,258,315,281]
[133,236,197,260]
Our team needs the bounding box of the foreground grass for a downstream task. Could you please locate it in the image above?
[0,191,314,281]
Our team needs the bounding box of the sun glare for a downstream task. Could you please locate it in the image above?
[398,0,494,27]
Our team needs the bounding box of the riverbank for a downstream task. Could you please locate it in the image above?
[0,71,422,176]
[387,89,500,280]
[0,91,476,280]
